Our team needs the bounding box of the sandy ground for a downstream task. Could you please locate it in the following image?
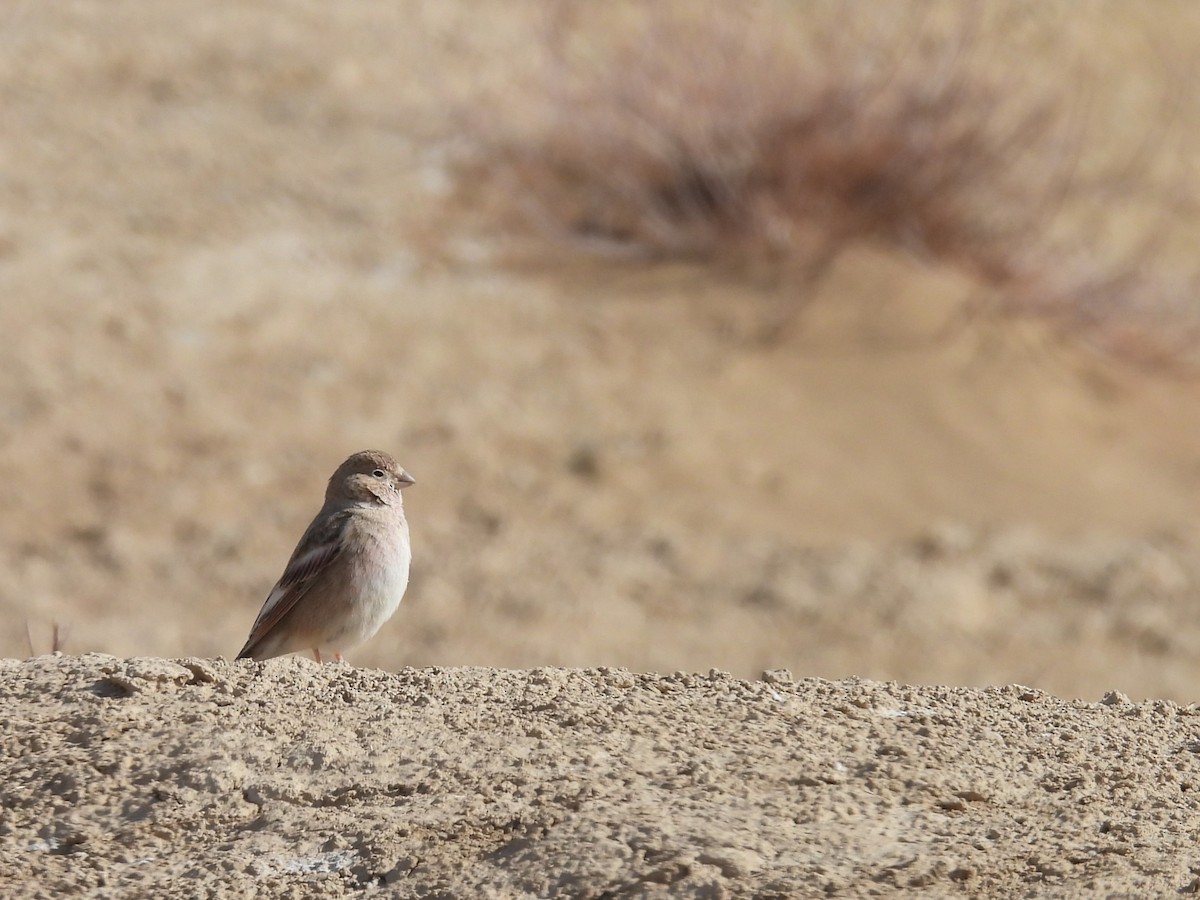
[3,1,1200,698]
[6,655,1200,899]
[4,3,1200,896]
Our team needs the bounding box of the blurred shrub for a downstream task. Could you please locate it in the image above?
[451,1,1200,364]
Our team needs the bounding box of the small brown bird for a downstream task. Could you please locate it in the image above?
[236,450,415,663]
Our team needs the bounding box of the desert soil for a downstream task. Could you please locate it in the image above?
[6,655,1200,899]
[4,2,1200,897]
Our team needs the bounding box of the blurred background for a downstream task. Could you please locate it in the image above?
[4,1,1200,699]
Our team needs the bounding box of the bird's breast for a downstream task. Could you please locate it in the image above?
[352,519,411,625]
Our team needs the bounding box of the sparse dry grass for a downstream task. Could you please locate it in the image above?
[453,1,1200,363]
[24,621,68,657]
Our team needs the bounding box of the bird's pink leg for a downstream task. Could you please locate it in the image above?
[312,648,323,664]
[334,651,345,664]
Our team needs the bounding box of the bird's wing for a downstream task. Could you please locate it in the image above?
[236,509,353,659]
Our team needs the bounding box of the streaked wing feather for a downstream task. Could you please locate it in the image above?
[238,509,352,656]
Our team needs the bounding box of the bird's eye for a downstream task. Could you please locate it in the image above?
[372,469,386,478]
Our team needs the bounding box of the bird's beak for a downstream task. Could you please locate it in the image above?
[397,470,416,488]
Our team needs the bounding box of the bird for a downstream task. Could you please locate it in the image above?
[236,450,415,663]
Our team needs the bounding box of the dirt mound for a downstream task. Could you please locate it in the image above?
[4,655,1199,898]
